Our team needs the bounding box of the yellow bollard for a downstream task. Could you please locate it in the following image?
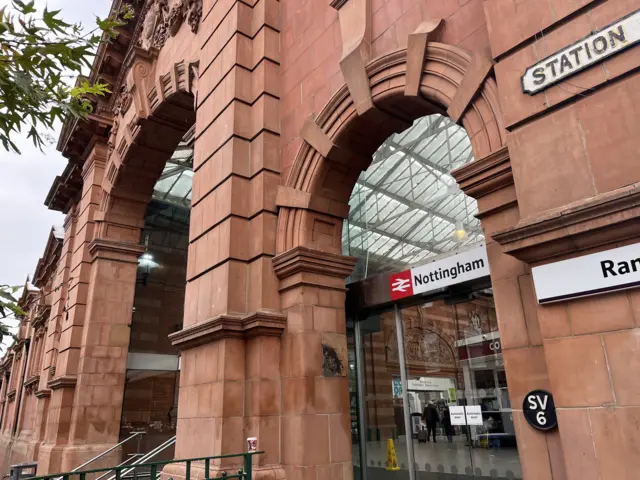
[386,438,400,471]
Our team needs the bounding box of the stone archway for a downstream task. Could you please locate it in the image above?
[97,53,198,246]
[272,36,512,479]
[276,41,505,255]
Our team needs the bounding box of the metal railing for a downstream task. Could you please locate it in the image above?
[53,431,146,480]
[28,452,263,480]
[99,436,176,480]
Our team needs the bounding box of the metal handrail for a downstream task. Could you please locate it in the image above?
[93,454,143,480]
[101,436,176,480]
[29,451,264,480]
[53,431,145,480]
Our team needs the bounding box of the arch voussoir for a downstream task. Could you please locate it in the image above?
[277,39,507,254]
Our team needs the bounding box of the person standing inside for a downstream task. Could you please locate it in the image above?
[422,400,439,442]
[442,406,454,443]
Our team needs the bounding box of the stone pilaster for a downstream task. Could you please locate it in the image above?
[273,247,356,480]
[452,146,565,479]
[165,0,283,478]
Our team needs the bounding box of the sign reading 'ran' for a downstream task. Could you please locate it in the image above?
[521,9,640,95]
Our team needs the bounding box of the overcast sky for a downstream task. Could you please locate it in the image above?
[0,0,111,288]
[0,0,111,351]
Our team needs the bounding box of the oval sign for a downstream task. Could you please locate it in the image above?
[523,390,557,431]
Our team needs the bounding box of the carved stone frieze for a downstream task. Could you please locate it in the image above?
[139,0,202,51]
[112,85,133,117]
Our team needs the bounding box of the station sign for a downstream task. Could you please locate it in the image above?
[523,390,557,431]
[389,244,490,301]
[522,8,640,95]
[531,242,640,303]
[407,376,455,392]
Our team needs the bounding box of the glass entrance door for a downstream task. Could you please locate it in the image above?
[350,290,523,479]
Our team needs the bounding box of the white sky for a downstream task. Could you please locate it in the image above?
[0,0,111,351]
[0,0,111,287]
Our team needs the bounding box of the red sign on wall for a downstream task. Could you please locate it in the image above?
[458,339,502,360]
[389,270,413,300]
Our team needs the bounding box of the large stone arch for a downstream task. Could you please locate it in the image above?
[271,33,515,479]
[96,53,198,244]
[276,41,506,255]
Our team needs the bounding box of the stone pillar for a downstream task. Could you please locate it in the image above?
[272,247,356,480]
[164,0,283,478]
[491,186,640,479]
[38,142,144,473]
[36,211,75,474]
[453,147,567,479]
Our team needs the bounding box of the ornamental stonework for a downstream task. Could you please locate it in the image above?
[139,0,202,51]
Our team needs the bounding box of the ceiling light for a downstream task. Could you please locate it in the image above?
[453,221,468,242]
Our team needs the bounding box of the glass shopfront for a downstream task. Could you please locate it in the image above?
[348,283,522,480]
[343,114,523,479]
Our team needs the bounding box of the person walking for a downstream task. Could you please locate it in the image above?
[422,400,439,442]
[442,406,454,443]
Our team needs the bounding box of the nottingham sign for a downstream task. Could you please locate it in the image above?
[389,244,489,301]
[522,9,640,95]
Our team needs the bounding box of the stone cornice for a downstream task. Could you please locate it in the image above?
[493,182,640,263]
[451,146,512,199]
[7,389,16,401]
[169,310,287,350]
[47,375,77,390]
[23,376,39,389]
[34,389,51,399]
[272,247,357,280]
[89,239,146,263]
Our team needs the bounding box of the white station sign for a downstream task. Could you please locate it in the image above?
[389,244,490,300]
[522,9,640,94]
[407,377,455,392]
[531,242,640,304]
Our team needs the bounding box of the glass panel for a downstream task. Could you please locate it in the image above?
[347,328,362,480]
[119,369,179,462]
[454,291,523,479]
[343,114,482,283]
[359,311,413,479]
[396,293,523,479]
[398,301,474,477]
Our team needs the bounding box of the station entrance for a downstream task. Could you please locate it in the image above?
[343,115,523,480]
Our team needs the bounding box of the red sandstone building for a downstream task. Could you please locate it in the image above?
[2,0,640,479]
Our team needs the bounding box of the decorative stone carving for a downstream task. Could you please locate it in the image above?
[112,85,133,117]
[186,0,202,33]
[322,344,344,377]
[107,117,119,159]
[139,0,202,51]
[139,0,168,50]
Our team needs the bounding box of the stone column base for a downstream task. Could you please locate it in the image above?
[37,443,122,475]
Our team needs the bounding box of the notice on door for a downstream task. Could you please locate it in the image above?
[449,406,466,426]
[531,242,640,303]
[449,406,483,426]
[465,406,483,426]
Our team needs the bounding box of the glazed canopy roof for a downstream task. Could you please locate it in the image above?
[343,114,484,281]
[152,139,194,209]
